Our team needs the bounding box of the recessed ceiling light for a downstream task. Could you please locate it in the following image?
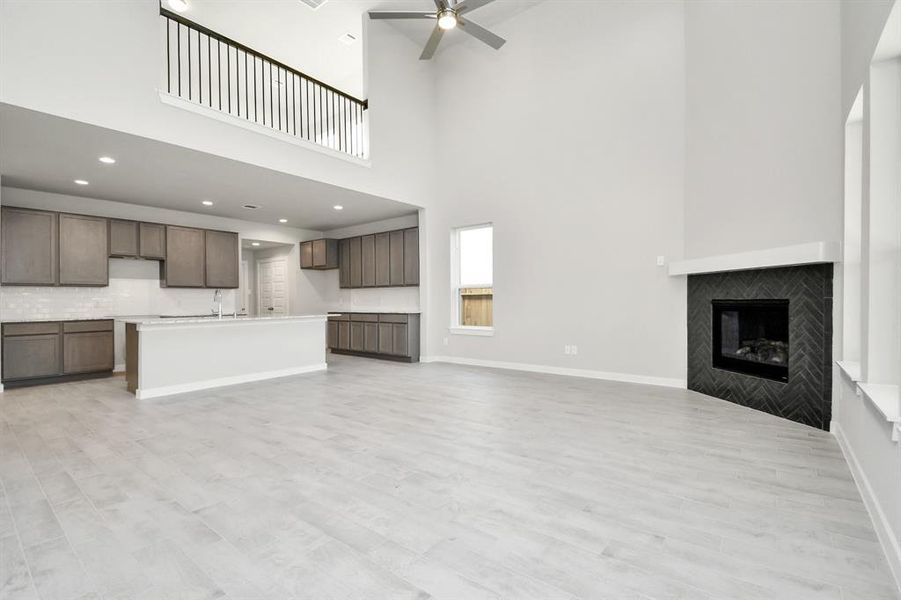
[98,156,116,164]
[74,179,89,185]
[279,218,288,223]
[202,200,214,206]
[338,33,357,46]
[168,0,189,12]
[251,242,261,247]
[333,205,344,211]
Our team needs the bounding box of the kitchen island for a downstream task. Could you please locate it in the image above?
[122,315,327,399]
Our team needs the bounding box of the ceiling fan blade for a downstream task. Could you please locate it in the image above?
[455,0,495,16]
[368,11,436,20]
[419,25,445,60]
[457,17,506,50]
[432,0,447,9]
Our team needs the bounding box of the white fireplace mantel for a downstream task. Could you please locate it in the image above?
[668,241,841,276]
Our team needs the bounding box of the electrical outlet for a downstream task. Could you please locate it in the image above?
[564,345,571,355]
[656,255,665,267]
[571,345,578,355]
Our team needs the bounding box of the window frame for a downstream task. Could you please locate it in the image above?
[450,223,494,336]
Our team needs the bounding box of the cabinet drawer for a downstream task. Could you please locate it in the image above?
[63,320,113,333]
[3,322,61,336]
[378,314,409,324]
[63,331,114,374]
[350,313,379,322]
[328,313,350,322]
[2,333,61,380]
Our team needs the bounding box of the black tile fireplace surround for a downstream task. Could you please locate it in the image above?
[687,264,833,430]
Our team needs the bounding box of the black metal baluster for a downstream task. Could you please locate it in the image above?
[253,56,257,122]
[166,19,171,93]
[177,23,182,97]
[292,72,296,136]
[217,40,222,110]
[197,28,201,103]
[227,44,231,114]
[270,62,274,130]
[306,80,312,140]
[207,35,211,107]
[244,51,248,119]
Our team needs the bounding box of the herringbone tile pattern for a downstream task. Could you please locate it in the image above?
[687,265,833,430]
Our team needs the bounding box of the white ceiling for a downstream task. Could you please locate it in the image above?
[173,0,545,98]
[0,104,417,231]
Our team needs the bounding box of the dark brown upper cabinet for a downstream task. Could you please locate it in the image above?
[299,239,338,270]
[162,225,205,287]
[389,230,405,286]
[1,206,58,285]
[204,230,239,289]
[374,232,390,286]
[109,220,139,257]
[403,228,419,286]
[59,213,109,286]
[348,236,363,288]
[139,223,166,259]
[361,234,376,287]
[338,238,351,287]
[338,226,419,289]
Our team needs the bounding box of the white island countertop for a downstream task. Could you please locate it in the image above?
[118,314,328,327]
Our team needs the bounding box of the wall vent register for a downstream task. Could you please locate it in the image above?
[712,299,789,382]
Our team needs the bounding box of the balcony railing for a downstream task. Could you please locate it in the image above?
[160,8,368,159]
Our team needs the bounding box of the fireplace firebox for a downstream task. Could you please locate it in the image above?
[712,300,789,382]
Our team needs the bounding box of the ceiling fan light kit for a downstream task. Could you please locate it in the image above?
[369,0,505,60]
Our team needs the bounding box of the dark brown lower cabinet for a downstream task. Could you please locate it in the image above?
[1,319,114,386]
[63,331,114,374]
[328,313,420,362]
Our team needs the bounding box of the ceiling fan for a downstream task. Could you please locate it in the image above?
[368,0,505,60]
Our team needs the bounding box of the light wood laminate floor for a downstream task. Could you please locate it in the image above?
[0,355,897,600]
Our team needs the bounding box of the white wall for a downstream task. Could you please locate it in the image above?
[321,213,421,313]
[0,0,437,209]
[422,0,686,385]
[684,0,843,259]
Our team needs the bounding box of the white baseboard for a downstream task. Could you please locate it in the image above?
[135,363,328,400]
[0,383,4,393]
[114,363,125,374]
[833,422,901,594]
[421,355,686,389]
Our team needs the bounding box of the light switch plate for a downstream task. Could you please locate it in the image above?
[656,255,666,266]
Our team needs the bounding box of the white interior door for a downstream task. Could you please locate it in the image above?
[257,258,289,316]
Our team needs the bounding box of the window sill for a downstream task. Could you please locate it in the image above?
[449,326,494,337]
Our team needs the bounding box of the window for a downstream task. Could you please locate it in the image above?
[451,224,493,334]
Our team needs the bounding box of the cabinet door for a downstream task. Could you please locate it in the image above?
[378,323,393,355]
[2,334,61,380]
[109,220,138,257]
[389,230,404,286]
[350,322,364,351]
[361,234,375,287]
[327,321,339,349]
[312,239,328,267]
[63,331,113,374]
[348,237,362,288]
[363,323,379,353]
[403,228,420,285]
[338,239,351,287]
[338,322,350,350]
[164,226,205,287]
[205,230,239,288]
[1,207,58,285]
[392,324,409,357]
[300,241,314,268]
[139,223,166,259]
[59,214,109,286]
[374,232,390,286]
